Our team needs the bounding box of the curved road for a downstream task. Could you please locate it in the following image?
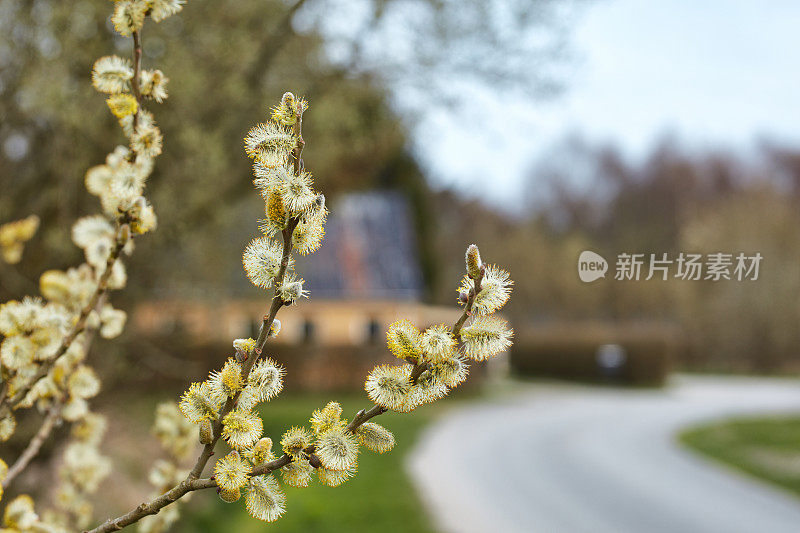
[409,376,800,533]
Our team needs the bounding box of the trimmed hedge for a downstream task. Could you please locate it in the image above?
[510,323,678,386]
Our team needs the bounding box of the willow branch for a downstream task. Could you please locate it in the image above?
[91,101,310,531]
[345,404,388,433]
[131,30,143,130]
[187,117,304,480]
[355,267,484,414]
[92,401,386,533]
[409,363,428,384]
[4,20,151,412]
[452,268,483,337]
[122,244,480,532]
[186,217,299,481]
[86,454,291,533]
[0,25,149,494]
[0,382,8,411]
[2,403,61,488]
[248,454,292,477]
[90,401,385,532]
[4,237,126,409]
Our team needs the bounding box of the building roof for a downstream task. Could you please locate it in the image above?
[296,190,423,300]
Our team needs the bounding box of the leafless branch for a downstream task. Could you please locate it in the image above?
[2,403,61,488]
[4,237,127,410]
[89,101,309,531]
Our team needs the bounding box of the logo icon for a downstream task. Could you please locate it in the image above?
[578,250,608,282]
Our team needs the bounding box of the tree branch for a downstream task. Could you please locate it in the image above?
[88,399,387,533]
[186,117,304,480]
[353,266,484,416]
[89,94,312,531]
[1,23,151,493]
[345,404,388,433]
[452,268,483,337]
[4,21,151,412]
[4,237,127,410]
[2,403,61,488]
[131,30,143,130]
[85,455,292,533]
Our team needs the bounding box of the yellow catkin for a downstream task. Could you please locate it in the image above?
[106,94,138,118]
[266,190,286,225]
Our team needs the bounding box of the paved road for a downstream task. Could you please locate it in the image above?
[409,376,800,533]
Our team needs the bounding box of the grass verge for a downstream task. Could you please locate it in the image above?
[679,414,800,496]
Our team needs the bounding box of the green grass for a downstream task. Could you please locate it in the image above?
[679,414,800,496]
[175,393,442,533]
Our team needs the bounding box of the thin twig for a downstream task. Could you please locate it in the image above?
[409,363,429,385]
[185,218,298,481]
[4,24,148,412]
[3,404,61,488]
[186,115,305,479]
[85,455,291,533]
[88,399,387,533]
[131,30,143,130]
[345,404,388,433]
[453,267,483,337]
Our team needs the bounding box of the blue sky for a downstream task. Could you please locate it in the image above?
[413,0,800,208]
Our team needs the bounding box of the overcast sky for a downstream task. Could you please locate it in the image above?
[413,0,800,208]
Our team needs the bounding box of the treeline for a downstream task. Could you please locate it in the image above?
[432,138,800,372]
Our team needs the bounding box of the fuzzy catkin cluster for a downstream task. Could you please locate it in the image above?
[0,1,182,530]
[364,247,514,412]
[243,93,327,291]
[172,92,332,522]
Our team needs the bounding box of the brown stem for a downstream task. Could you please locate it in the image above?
[0,382,8,410]
[85,455,291,533]
[187,216,299,480]
[5,20,148,411]
[409,363,429,385]
[2,404,61,487]
[291,111,305,175]
[131,30,143,131]
[452,268,483,337]
[95,400,388,533]
[88,229,301,529]
[186,107,305,481]
[95,250,479,530]
[345,404,388,433]
[1,23,147,488]
[90,101,313,531]
[249,454,292,477]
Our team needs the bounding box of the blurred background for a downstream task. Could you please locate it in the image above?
[2,0,800,532]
